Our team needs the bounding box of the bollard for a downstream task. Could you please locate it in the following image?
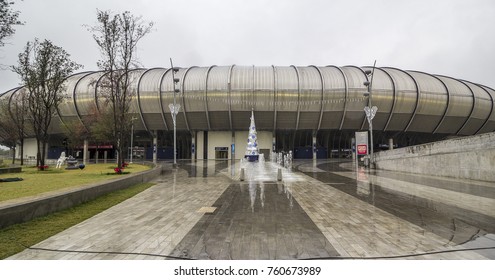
[240,168,245,181]
[277,168,282,181]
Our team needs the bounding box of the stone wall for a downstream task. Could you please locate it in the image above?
[0,164,163,229]
[374,132,495,182]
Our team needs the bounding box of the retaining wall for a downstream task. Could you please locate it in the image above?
[0,164,163,229]
[0,167,22,174]
[374,132,495,182]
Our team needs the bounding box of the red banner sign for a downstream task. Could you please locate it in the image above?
[357,144,368,155]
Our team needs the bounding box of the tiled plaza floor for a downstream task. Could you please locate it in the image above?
[7,159,495,259]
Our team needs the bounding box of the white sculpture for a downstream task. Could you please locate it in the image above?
[56,151,67,169]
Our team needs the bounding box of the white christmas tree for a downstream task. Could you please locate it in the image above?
[245,110,259,161]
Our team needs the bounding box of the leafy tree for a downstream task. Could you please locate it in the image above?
[86,10,153,168]
[0,0,23,47]
[12,38,82,169]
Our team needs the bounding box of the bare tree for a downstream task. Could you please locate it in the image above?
[0,0,23,47]
[12,38,82,169]
[61,118,88,156]
[8,88,29,164]
[84,104,115,145]
[0,98,17,163]
[86,10,153,168]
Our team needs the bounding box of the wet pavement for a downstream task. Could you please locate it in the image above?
[170,182,339,259]
[7,159,495,259]
[295,161,495,259]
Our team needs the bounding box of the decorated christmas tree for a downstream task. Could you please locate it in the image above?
[245,110,259,162]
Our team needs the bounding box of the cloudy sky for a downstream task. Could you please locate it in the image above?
[1,0,494,93]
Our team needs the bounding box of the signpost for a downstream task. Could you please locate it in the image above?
[355,131,369,167]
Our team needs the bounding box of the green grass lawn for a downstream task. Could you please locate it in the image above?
[0,163,150,203]
[0,182,155,259]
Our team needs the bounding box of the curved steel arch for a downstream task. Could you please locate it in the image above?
[325,65,348,131]
[3,65,494,138]
[123,68,147,131]
[385,67,421,132]
[136,68,165,133]
[348,65,371,131]
[227,65,235,131]
[479,85,495,133]
[475,85,494,134]
[290,65,302,130]
[378,68,397,132]
[158,68,172,131]
[204,65,217,131]
[417,72,451,134]
[180,66,197,132]
[56,72,93,134]
[72,71,96,133]
[272,65,278,131]
[5,87,23,122]
[308,65,325,131]
[94,70,110,112]
[454,79,476,135]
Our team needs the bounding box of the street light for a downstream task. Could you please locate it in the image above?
[169,58,180,168]
[363,60,378,168]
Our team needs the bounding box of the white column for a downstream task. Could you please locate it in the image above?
[153,132,157,164]
[83,139,88,165]
[389,138,394,150]
[197,131,204,160]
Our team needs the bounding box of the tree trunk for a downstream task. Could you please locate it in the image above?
[116,136,122,169]
[11,146,16,165]
[41,141,46,167]
[20,138,24,165]
[36,139,42,168]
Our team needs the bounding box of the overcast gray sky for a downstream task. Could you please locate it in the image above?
[1,0,494,93]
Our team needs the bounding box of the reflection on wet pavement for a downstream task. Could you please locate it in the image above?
[170,181,340,260]
[295,160,495,259]
[184,160,230,178]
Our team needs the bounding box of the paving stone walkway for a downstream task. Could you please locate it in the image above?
[7,159,495,259]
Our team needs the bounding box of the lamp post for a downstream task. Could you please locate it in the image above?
[130,117,137,163]
[363,60,378,168]
[169,58,180,168]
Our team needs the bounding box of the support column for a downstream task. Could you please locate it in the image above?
[83,139,88,165]
[191,131,196,161]
[231,132,235,160]
[389,138,394,150]
[153,131,157,164]
[351,137,356,160]
[271,135,276,161]
[312,133,317,160]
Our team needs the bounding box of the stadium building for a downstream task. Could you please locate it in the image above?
[1,65,494,161]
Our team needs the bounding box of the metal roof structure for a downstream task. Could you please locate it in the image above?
[2,65,495,136]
